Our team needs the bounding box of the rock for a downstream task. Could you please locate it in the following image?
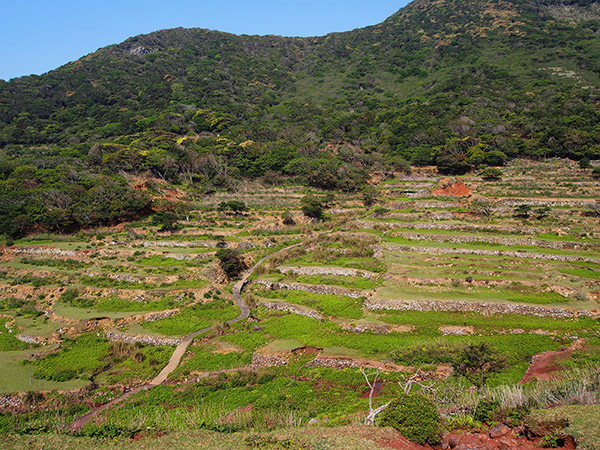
[237,241,255,250]
[447,434,462,448]
[308,418,318,425]
[252,325,263,332]
[489,424,511,439]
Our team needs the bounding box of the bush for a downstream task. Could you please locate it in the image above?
[378,393,442,445]
[474,398,500,423]
[479,167,503,181]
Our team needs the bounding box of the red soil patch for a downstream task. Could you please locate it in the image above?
[521,339,585,383]
[359,381,383,398]
[432,181,472,197]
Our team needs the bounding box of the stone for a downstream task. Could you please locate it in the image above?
[489,424,511,439]
[252,325,263,332]
[447,434,462,448]
[308,418,318,425]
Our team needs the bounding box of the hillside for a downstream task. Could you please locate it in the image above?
[0,0,599,238]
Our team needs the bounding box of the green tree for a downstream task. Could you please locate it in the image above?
[215,248,247,279]
[151,211,180,231]
[452,342,505,389]
[300,196,325,220]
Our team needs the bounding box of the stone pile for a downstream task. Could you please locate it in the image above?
[304,357,360,369]
[249,353,287,369]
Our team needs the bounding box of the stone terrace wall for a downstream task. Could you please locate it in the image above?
[304,357,360,369]
[385,244,600,264]
[253,280,363,298]
[13,247,78,258]
[278,266,373,279]
[391,232,595,251]
[262,302,323,320]
[105,331,181,346]
[365,298,596,319]
[358,220,541,235]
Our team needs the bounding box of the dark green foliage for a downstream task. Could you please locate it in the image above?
[33,334,111,381]
[474,398,501,423]
[218,200,248,214]
[514,204,532,219]
[452,342,505,389]
[378,393,442,445]
[301,196,325,221]
[479,167,503,181]
[216,248,247,279]
[0,318,30,351]
[151,210,180,231]
[0,0,598,239]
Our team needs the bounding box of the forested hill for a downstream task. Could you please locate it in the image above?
[0,0,599,237]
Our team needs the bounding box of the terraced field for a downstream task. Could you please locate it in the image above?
[1,159,599,448]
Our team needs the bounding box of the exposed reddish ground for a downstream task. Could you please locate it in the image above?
[432,181,472,197]
[521,339,585,383]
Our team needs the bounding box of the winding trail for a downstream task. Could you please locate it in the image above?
[69,242,299,431]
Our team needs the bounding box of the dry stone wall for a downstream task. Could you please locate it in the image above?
[12,247,78,258]
[385,244,600,264]
[365,298,596,319]
[391,232,595,251]
[253,280,363,298]
[105,331,180,346]
[278,266,373,279]
[358,220,541,235]
[262,302,323,320]
[303,357,360,369]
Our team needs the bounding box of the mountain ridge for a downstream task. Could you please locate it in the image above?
[0,0,599,236]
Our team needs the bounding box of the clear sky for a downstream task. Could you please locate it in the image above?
[1,0,409,81]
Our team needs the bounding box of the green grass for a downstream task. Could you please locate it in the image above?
[79,275,209,290]
[53,303,148,320]
[287,254,386,273]
[0,348,90,393]
[137,254,210,267]
[374,310,600,334]
[94,296,180,312]
[255,289,364,319]
[32,334,111,382]
[170,345,252,379]
[529,405,600,450]
[559,267,600,280]
[0,426,407,449]
[0,318,31,351]
[375,283,572,305]
[291,274,379,290]
[97,345,173,386]
[141,300,239,336]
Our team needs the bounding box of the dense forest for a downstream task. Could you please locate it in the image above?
[1,0,599,237]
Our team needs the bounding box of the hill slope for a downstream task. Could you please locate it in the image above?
[0,0,599,236]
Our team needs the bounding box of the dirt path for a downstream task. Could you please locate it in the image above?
[69,242,300,431]
[520,339,585,383]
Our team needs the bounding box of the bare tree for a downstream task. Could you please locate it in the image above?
[362,363,391,425]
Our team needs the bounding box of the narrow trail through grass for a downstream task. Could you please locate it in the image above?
[69,242,301,431]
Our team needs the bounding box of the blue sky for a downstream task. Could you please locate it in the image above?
[1,0,409,81]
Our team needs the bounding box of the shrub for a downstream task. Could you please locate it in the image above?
[378,393,442,445]
[474,398,500,423]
